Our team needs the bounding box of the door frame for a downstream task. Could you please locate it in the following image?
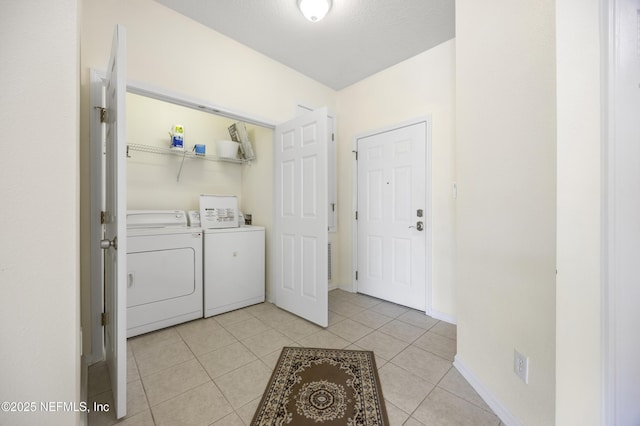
[351,116,433,314]
[89,75,277,363]
[296,103,338,233]
[602,0,640,423]
[89,70,106,363]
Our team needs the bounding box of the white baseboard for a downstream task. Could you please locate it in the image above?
[332,285,456,325]
[453,356,520,426]
[427,308,457,324]
[265,295,274,304]
[335,282,355,293]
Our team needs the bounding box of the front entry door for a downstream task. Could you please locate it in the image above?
[274,108,329,327]
[356,121,429,310]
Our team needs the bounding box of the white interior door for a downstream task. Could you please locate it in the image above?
[356,121,429,310]
[274,108,328,327]
[102,24,127,419]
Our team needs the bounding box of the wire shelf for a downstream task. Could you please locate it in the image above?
[127,143,245,164]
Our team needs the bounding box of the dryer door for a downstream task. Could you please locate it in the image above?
[128,248,196,307]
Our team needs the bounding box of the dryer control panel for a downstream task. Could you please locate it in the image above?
[126,210,187,229]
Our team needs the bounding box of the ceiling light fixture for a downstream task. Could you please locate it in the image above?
[297,0,332,22]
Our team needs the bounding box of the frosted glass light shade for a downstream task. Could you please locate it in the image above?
[297,0,331,22]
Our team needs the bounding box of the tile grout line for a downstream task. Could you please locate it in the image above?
[98,292,469,426]
[197,312,269,423]
[128,345,158,425]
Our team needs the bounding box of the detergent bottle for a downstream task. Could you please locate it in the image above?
[169,124,184,150]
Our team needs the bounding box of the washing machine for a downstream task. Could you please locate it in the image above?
[126,210,203,337]
[199,223,265,318]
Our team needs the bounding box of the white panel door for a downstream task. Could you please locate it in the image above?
[102,24,127,419]
[274,108,328,327]
[357,122,428,310]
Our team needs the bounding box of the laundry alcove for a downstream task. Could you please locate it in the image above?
[89,71,277,364]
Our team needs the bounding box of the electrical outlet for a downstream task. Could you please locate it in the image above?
[514,350,529,384]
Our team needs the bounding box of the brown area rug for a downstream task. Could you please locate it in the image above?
[252,347,389,425]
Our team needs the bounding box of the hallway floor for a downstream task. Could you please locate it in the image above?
[88,289,501,425]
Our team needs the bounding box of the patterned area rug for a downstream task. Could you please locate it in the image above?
[252,347,388,425]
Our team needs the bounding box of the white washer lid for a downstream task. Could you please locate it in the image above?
[203,225,265,233]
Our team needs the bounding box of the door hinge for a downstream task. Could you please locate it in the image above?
[100,211,106,225]
[101,312,108,326]
[354,151,358,160]
[355,211,358,220]
[355,270,358,280]
[332,133,335,141]
[96,107,107,123]
[332,203,335,212]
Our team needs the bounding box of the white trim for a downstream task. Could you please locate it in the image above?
[352,116,433,313]
[127,78,278,129]
[93,69,278,129]
[427,308,456,325]
[296,103,339,233]
[336,282,356,293]
[295,102,337,121]
[327,114,338,233]
[425,116,433,316]
[295,103,313,115]
[350,135,359,294]
[89,69,106,363]
[601,0,614,424]
[602,0,640,422]
[453,356,520,426]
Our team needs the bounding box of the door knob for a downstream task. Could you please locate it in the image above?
[100,236,118,250]
[408,221,424,231]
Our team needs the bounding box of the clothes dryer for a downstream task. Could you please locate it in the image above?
[126,210,203,337]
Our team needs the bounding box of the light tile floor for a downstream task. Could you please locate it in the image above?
[88,289,502,425]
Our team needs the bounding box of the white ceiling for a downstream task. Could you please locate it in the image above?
[153,0,455,90]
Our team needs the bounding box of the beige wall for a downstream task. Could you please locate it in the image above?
[126,94,275,209]
[0,0,81,425]
[126,93,243,211]
[80,0,338,354]
[337,40,457,319]
[455,1,557,424]
[80,1,337,121]
[556,0,603,423]
[2,0,610,423]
